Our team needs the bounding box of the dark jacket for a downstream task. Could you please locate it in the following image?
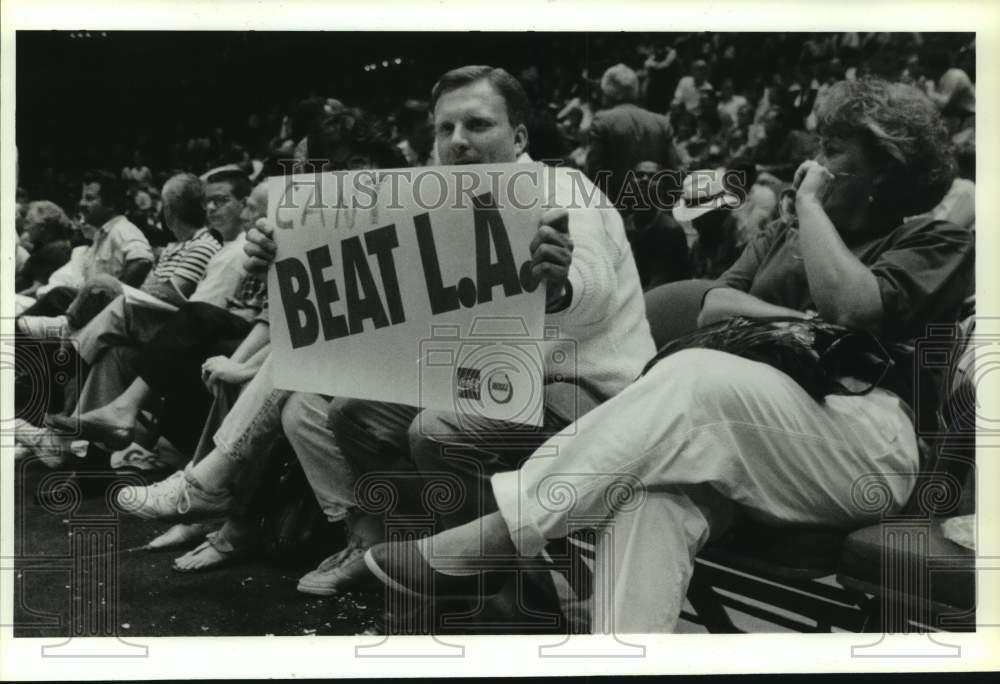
[587,103,678,209]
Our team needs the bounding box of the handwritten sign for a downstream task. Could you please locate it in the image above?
[266,163,549,425]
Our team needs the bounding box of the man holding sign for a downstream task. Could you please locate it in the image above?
[245,66,655,598]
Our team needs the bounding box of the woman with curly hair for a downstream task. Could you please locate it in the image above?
[362,78,974,632]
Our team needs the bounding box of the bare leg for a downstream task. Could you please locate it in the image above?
[346,510,384,547]
[187,448,240,491]
[76,377,152,428]
[417,511,517,573]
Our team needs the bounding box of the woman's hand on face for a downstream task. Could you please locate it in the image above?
[793,160,835,204]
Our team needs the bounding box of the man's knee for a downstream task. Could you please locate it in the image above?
[280,391,310,436]
[176,301,221,327]
[326,396,363,435]
[408,411,451,470]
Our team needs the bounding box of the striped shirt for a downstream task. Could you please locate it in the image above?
[140,227,221,294]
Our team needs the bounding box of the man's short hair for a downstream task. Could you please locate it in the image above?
[600,63,640,104]
[81,169,126,211]
[202,168,252,200]
[430,65,530,130]
[162,173,207,228]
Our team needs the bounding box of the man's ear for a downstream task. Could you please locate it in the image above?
[872,171,889,198]
[513,123,529,158]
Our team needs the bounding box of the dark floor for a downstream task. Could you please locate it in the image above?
[12,454,578,638]
[13,455,383,638]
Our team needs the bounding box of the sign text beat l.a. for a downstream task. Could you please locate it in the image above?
[275,192,536,349]
[265,163,549,425]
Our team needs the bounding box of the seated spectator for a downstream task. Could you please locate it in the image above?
[16,173,224,431]
[673,59,713,113]
[643,42,679,113]
[555,106,588,169]
[587,63,677,209]
[669,109,698,170]
[117,66,656,610]
[687,112,725,168]
[622,160,690,289]
[126,185,168,247]
[747,106,819,181]
[59,170,246,373]
[732,181,780,246]
[308,106,401,171]
[672,168,746,278]
[110,108,402,577]
[21,173,222,341]
[362,77,973,635]
[189,169,256,307]
[17,169,154,327]
[16,200,74,295]
[723,127,752,168]
[15,171,156,424]
[925,139,975,232]
[45,179,266,460]
[716,78,748,132]
[121,150,153,188]
[392,99,434,167]
[920,50,975,135]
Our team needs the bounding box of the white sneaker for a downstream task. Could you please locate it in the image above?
[17,315,70,339]
[297,543,371,595]
[115,469,232,521]
[13,420,73,469]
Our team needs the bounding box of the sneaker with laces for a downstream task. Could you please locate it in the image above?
[13,420,74,469]
[17,315,70,339]
[115,469,232,521]
[297,543,374,595]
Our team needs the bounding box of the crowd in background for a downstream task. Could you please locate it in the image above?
[15,32,976,295]
[11,31,977,635]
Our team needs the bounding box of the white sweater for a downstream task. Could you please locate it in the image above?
[540,164,655,400]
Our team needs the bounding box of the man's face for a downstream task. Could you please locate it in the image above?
[633,161,661,203]
[764,109,785,138]
[240,183,269,232]
[79,182,113,226]
[205,181,245,240]
[433,80,527,165]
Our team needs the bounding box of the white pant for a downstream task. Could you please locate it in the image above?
[211,355,355,522]
[491,349,919,633]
